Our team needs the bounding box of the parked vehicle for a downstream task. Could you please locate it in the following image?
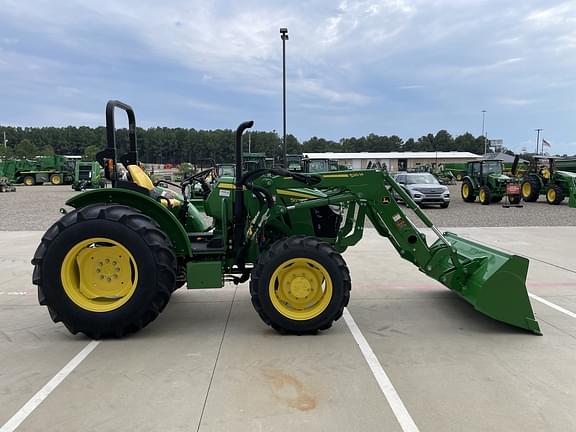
[31,100,540,339]
[0,155,74,185]
[72,161,105,191]
[516,156,576,207]
[393,172,450,208]
[461,160,521,205]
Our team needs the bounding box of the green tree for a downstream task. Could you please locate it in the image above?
[83,144,102,161]
[40,144,55,156]
[0,146,12,159]
[14,139,38,158]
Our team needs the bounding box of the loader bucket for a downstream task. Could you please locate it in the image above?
[428,232,541,334]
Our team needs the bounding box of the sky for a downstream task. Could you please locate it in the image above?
[0,0,575,154]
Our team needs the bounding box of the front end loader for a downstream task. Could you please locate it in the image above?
[32,101,541,338]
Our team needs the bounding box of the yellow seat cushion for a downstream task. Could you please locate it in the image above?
[127,165,154,191]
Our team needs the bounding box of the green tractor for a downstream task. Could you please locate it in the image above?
[517,157,576,207]
[72,161,105,191]
[31,100,541,338]
[461,160,521,205]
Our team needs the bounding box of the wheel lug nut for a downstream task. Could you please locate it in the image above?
[96,268,100,273]
[115,267,120,272]
[113,274,118,279]
[105,259,110,263]
[107,277,111,282]
[112,261,117,265]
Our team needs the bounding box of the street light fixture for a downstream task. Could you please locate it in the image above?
[481,110,487,155]
[280,27,288,168]
[535,128,543,155]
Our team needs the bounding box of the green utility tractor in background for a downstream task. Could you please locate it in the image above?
[516,156,576,207]
[32,100,541,339]
[72,161,105,191]
[302,157,340,173]
[287,154,303,172]
[461,160,521,205]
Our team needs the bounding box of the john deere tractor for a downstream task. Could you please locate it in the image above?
[518,157,576,207]
[461,160,521,205]
[31,101,541,339]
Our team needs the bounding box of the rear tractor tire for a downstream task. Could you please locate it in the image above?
[23,176,35,186]
[250,236,351,335]
[479,186,491,205]
[461,179,476,202]
[546,184,564,205]
[32,204,177,338]
[521,178,540,202]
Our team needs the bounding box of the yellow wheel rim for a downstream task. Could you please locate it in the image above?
[60,237,138,312]
[24,177,34,186]
[547,188,556,202]
[51,175,61,185]
[522,182,531,198]
[462,184,469,198]
[479,189,486,202]
[268,258,333,320]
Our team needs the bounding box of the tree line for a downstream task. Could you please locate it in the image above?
[0,125,491,163]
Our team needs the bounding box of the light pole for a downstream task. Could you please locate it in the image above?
[280,27,288,168]
[481,110,487,154]
[535,128,543,155]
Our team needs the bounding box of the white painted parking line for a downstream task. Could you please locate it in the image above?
[343,308,420,432]
[0,340,100,432]
[529,293,576,320]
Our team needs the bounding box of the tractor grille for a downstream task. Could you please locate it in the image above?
[78,166,92,180]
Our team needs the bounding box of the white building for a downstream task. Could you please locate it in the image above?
[303,151,482,172]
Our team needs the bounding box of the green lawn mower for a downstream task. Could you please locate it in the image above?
[32,101,540,338]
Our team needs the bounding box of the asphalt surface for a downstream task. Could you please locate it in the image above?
[1,184,574,231]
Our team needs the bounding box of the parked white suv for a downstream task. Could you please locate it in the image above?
[393,172,450,208]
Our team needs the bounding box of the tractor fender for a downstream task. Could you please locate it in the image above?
[66,188,192,256]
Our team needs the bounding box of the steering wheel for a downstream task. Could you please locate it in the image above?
[182,167,214,197]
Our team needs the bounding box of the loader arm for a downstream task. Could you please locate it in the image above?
[254,169,541,334]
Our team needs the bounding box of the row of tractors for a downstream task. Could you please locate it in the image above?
[459,157,576,207]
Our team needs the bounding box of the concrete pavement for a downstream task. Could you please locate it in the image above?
[1,227,576,431]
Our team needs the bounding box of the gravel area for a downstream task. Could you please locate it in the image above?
[1,183,575,231]
[404,183,576,228]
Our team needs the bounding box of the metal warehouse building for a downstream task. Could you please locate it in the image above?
[303,151,482,172]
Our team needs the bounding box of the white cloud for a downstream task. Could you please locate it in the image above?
[0,0,575,152]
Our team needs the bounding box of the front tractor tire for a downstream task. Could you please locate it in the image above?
[479,186,491,205]
[546,184,564,205]
[461,179,476,202]
[250,236,351,335]
[32,205,177,338]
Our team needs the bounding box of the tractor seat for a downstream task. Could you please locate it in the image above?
[127,165,181,208]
